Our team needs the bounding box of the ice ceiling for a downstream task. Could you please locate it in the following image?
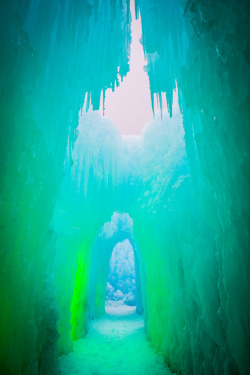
[0,0,250,374]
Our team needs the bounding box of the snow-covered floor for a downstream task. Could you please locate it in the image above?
[59,304,174,375]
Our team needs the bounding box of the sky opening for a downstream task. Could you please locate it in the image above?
[100,1,152,135]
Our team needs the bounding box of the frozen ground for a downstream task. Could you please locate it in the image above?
[59,304,173,375]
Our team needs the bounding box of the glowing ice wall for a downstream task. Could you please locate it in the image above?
[134,1,250,374]
[0,0,131,373]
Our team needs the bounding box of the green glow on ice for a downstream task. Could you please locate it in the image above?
[70,245,91,341]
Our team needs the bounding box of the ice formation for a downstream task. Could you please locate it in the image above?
[105,239,136,306]
[1,0,250,374]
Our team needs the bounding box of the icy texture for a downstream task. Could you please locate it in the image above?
[88,212,142,318]
[135,1,250,374]
[60,307,172,375]
[136,0,188,115]
[0,0,131,373]
[1,0,250,374]
[106,239,136,306]
[52,107,186,356]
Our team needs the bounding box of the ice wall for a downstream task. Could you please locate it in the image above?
[0,0,131,373]
[134,1,250,374]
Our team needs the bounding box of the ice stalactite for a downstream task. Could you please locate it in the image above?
[136,0,187,115]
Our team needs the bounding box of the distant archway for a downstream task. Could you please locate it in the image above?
[105,239,136,308]
[88,212,144,318]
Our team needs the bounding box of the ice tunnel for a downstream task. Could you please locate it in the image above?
[1,0,250,374]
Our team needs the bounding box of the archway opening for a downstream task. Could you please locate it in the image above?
[88,212,144,319]
[105,239,136,312]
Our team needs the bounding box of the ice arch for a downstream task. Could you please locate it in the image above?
[105,239,137,307]
[53,108,187,350]
[89,212,143,318]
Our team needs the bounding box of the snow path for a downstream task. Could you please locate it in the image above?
[59,305,174,375]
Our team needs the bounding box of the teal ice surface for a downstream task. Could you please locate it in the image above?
[60,306,173,375]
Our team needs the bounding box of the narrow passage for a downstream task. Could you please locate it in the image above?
[60,305,174,375]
